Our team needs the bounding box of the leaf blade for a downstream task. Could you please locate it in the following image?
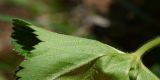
[12,19,121,80]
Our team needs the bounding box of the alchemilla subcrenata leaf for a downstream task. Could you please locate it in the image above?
[12,19,160,80]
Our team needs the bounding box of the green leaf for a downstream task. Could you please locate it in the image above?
[96,54,134,80]
[12,19,160,80]
[137,63,160,80]
[12,19,122,80]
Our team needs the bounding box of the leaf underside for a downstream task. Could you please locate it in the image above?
[12,19,160,80]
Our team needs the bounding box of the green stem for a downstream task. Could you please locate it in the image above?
[135,37,160,57]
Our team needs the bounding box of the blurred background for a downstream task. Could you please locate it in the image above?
[0,0,160,80]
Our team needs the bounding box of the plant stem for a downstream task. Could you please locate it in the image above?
[135,37,160,57]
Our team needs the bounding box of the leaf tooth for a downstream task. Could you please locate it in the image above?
[12,19,42,53]
[15,76,21,80]
[14,66,24,80]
